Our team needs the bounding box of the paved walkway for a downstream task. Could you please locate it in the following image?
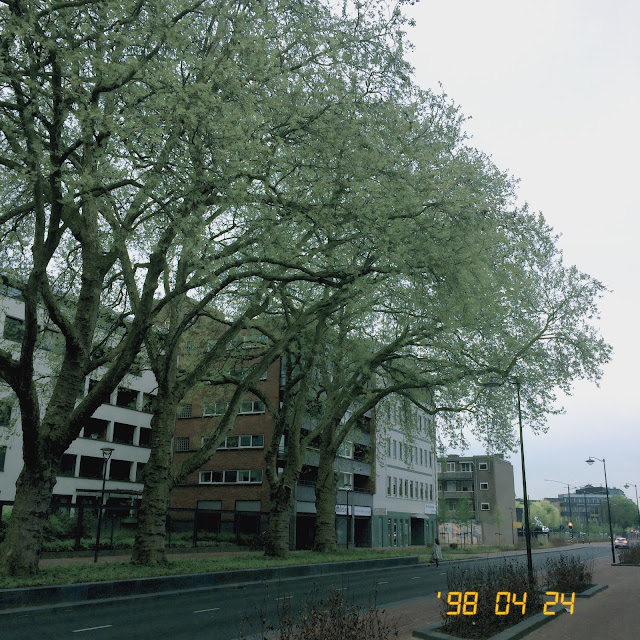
[387,544,639,640]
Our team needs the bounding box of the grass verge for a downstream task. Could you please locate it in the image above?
[0,547,418,590]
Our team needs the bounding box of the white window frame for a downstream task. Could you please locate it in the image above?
[176,437,190,452]
[478,462,489,471]
[459,462,472,472]
[338,472,353,490]
[480,482,489,490]
[447,462,455,472]
[337,440,354,459]
[238,400,266,414]
[178,404,192,419]
[203,401,228,416]
[480,502,490,510]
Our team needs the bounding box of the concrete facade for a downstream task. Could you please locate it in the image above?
[0,283,157,508]
[371,398,438,548]
[438,454,516,545]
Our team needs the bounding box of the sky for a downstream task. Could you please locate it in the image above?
[403,0,640,502]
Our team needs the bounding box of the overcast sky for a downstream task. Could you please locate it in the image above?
[403,0,640,502]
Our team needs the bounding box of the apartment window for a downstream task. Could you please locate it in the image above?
[0,401,11,428]
[338,472,353,489]
[480,502,490,510]
[404,479,408,498]
[387,476,392,496]
[429,484,433,501]
[337,441,354,459]
[399,442,403,460]
[0,445,6,471]
[478,462,489,471]
[176,437,190,452]
[480,482,489,490]
[398,478,403,497]
[386,438,391,457]
[420,449,423,465]
[409,481,414,499]
[420,483,424,500]
[204,402,228,416]
[448,500,456,512]
[229,367,267,381]
[2,316,24,342]
[429,451,433,467]
[199,469,262,484]
[239,400,265,414]
[447,462,455,472]
[183,341,198,354]
[393,440,397,459]
[218,434,264,449]
[178,404,192,419]
[459,462,472,472]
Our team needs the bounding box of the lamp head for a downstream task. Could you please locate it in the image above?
[624,483,630,489]
[101,447,115,459]
[586,458,595,466]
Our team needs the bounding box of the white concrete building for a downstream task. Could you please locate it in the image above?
[371,397,438,546]
[0,281,156,509]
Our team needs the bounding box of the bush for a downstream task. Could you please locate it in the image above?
[441,561,541,639]
[543,554,593,593]
[619,544,640,564]
[238,587,398,640]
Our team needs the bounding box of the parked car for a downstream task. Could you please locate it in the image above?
[614,537,629,549]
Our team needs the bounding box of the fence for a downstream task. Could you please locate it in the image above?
[0,500,269,552]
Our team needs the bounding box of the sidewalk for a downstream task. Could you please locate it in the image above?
[387,544,638,640]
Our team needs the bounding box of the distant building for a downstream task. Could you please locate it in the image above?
[551,484,625,530]
[438,454,515,545]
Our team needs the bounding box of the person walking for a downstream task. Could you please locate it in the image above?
[432,538,443,567]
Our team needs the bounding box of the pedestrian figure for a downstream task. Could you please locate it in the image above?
[432,538,443,567]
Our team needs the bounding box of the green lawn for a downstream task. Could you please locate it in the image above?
[0,547,420,589]
[0,540,572,590]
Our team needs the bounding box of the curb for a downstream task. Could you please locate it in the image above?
[412,604,566,640]
[0,555,418,611]
[575,583,607,598]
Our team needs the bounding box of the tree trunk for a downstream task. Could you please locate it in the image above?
[0,466,57,575]
[313,447,338,553]
[264,482,294,558]
[131,406,176,566]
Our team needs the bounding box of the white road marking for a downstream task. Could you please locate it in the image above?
[411,576,421,580]
[377,581,389,584]
[72,625,113,633]
[194,608,220,613]
[276,596,293,600]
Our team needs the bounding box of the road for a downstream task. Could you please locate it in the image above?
[1,546,610,640]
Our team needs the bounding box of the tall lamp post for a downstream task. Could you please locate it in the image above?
[586,457,615,564]
[94,446,114,563]
[624,483,640,540]
[483,377,534,590]
[544,479,575,540]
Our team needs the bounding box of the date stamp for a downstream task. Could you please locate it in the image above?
[436,591,575,616]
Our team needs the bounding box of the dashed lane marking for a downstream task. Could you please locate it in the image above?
[72,625,113,633]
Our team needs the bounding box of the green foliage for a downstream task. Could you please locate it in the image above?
[529,500,561,530]
[609,496,638,530]
[543,554,593,593]
[442,561,541,639]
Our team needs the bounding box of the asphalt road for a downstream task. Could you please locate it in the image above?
[2,546,611,640]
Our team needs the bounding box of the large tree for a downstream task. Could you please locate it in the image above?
[1,0,414,575]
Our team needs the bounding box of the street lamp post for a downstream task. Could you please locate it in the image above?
[624,483,640,540]
[483,377,534,590]
[586,457,615,564]
[94,447,114,563]
[544,479,576,541]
